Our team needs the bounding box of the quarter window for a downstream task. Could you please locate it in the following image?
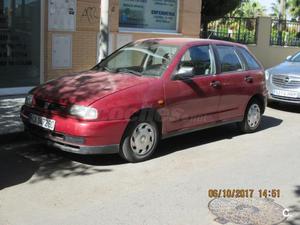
[179,45,214,76]
[238,47,261,70]
[216,45,243,73]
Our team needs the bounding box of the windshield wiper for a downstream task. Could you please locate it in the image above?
[116,68,143,76]
[103,66,117,73]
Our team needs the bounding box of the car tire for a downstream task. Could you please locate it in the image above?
[238,99,263,133]
[120,119,159,163]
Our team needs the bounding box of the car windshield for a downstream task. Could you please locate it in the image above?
[93,41,179,77]
[289,52,300,62]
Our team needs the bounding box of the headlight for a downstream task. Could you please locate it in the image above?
[25,94,34,106]
[265,70,270,81]
[70,105,98,120]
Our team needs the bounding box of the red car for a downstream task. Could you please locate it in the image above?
[21,38,267,162]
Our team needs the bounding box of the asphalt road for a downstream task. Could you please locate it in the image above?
[0,104,300,225]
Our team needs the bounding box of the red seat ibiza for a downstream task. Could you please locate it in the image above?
[21,38,267,162]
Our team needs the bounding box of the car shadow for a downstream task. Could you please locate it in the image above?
[0,115,282,189]
[0,132,116,190]
[154,115,283,159]
[268,102,300,113]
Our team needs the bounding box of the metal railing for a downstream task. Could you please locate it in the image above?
[201,17,258,45]
[270,19,300,47]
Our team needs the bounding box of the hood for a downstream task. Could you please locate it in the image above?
[269,61,300,75]
[33,70,150,106]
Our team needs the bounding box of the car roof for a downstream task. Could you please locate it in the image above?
[135,38,247,48]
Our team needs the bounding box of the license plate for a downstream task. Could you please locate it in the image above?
[273,89,298,98]
[29,114,56,131]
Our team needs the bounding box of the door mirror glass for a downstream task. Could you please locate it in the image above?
[286,55,292,61]
[173,67,194,80]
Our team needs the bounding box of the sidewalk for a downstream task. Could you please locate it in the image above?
[0,95,25,135]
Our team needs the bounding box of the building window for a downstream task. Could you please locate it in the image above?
[119,0,179,33]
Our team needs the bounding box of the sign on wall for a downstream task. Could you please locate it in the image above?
[119,0,178,32]
[48,0,77,31]
[52,34,72,69]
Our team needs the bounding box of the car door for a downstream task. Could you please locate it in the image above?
[213,44,255,121]
[163,44,221,133]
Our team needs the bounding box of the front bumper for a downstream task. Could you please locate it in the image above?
[21,106,128,155]
[268,93,300,105]
[23,122,120,155]
[266,80,300,105]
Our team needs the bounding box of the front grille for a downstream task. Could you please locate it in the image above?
[271,94,300,102]
[34,98,67,113]
[272,74,300,88]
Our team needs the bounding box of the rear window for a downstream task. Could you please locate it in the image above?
[238,47,261,70]
[216,45,243,73]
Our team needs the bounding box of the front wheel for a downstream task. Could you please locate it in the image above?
[238,100,263,133]
[120,120,159,163]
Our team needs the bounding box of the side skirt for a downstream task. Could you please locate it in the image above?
[162,117,243,140]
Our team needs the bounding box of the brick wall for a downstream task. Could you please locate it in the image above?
[45,0,101,80]
[45,0,202,81]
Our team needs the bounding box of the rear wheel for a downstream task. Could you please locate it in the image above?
[120,120,159,163]
[239,99,262,133]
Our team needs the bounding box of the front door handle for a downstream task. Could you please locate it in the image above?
[210,80,221,88]
[245,76,253,83]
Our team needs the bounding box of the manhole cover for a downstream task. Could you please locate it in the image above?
[208,198,287,225]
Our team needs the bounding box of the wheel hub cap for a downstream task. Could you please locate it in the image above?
[247,104,261,128]
[130,123,156,156]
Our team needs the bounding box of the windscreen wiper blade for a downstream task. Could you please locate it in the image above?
[117,68,143,76]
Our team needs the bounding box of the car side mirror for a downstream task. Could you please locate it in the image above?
[173,67,194,80]
[286,55,292,61]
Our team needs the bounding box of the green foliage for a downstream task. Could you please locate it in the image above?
[230,0,266,18]
[289,0,300,19]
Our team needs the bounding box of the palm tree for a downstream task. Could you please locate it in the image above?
[289,0,300,20]
[231,0,266,18]
[270,0,289,19]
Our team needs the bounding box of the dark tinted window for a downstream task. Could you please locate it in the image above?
[216,45,243,73]
[179,45,213,76]
[238,47,261,70]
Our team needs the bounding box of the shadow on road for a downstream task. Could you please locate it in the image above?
[0,132,115,191]
[268,102,300,114]
[0,115,282,190]
[155,115,283,159]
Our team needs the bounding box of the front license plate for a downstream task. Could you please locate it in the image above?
[273,89,298,98]
[29,114,56,131]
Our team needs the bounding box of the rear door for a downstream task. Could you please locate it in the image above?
[213,45,252,121]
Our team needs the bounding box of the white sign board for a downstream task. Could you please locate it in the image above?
[119,0,178,31]
[52,34,72,69]
[48,0,77,31]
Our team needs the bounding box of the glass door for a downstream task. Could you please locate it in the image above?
[0,0,41,90]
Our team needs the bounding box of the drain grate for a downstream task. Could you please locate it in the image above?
[208,198,287,225]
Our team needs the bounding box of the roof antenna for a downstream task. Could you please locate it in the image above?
[208,32,213,39]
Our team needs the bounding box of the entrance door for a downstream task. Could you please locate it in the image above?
[0,0,41,94]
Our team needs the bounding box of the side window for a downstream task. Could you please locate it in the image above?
[216,45,243,73]
[179,45,213,76]
[238,47,261,70]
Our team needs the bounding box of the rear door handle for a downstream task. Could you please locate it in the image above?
[245,76,253,83]
[210,80,221,88]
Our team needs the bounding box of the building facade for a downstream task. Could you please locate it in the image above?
[0,0,202,95]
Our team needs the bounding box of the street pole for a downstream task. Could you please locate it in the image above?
[99,0,110,62]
